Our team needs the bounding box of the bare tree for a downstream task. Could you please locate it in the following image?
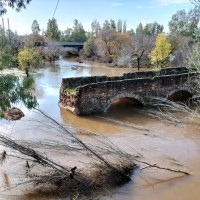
[43,44,62,62]
[117,35,154,70]
[168,35,194,67]
[95,29,115,62]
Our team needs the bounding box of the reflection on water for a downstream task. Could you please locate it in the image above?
[1,58,200,200]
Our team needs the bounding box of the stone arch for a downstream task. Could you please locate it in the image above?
[105,93,145,112]
[167,89,193,102]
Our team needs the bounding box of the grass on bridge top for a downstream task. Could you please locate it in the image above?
[66,88,76,95]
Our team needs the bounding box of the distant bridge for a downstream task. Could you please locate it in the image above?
[39,42,84,55]
[59,67,198,115]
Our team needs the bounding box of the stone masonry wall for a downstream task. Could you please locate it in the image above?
[59,67,197,115]
[73,73,196,114]
[62,67,189,89]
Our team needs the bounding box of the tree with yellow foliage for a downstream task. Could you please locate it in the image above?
[17,47,43,77]
[150,33,172,67]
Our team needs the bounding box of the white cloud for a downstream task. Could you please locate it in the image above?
[111,3,124,7]
[152,0,190,6]
[137,6,143,9]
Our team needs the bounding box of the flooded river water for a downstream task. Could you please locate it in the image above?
[1,58,200,200]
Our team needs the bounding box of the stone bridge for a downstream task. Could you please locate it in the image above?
[59,67,198,115]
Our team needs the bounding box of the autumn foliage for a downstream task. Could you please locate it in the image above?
[17,47,43,77]
[150,33,172,67]
[94,30,131,62]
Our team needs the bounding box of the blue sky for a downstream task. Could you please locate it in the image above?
[1,0,194,35]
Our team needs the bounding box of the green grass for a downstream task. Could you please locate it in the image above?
[66,88,76,95]
[152,66,161,75]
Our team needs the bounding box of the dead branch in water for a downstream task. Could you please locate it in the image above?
[0,108,193,198]
[134,158,190,175]
[0,109,137,198]
[135,96,200,126]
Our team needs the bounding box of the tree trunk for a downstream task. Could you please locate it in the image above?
[137,57,140,71]
[25,68,29,77]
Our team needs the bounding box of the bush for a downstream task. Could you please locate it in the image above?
[17,47,43,77]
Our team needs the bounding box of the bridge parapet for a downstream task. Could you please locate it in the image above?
[59,67,197,115]
[62,67,189,88]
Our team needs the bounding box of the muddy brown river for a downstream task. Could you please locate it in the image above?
[0,58,200,200]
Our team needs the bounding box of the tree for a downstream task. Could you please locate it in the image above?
[127,29,135,36]
[143,22,164,35]
[60,28,72,41]
[17,47,43,77]
[150,33,172,67]
[169,9,199,36]
[95,29,115,62]
[194,28,200,43]
[96,29,131,62]
[43,44,61,62]
[70,19,87,42]
[102,20,111,30]
[0,26,22,68]
[191,0,200,7]
[117,35,154,70]
[45,18,61,41]
[0,74,37,116]
[91,19,101,37]
[188,43,200,71]
[31,20,40,34]
[123,20,127,33]
[132,35,154,70]
[168,35,194,67]
[136,23,144,35]
[109,32,131,61]
[83,35,97,57]
[117,19,122,33]
[0,0,38,117]
[136,22,164,35]
[110,19,116,31]
[0,0,31,15]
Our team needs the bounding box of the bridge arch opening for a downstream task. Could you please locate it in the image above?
[168,90,192,102]
[106,97,144,113]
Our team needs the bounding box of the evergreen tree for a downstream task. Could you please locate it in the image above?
[103,20,111,30]
[70,19,87,42]
[123,20,127,33]
[169,9,199,36]
[136,23,144,35]
[31,20,40,34]
[110,19,116,31]
[45,18,61,41]
[91,19,101,37]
